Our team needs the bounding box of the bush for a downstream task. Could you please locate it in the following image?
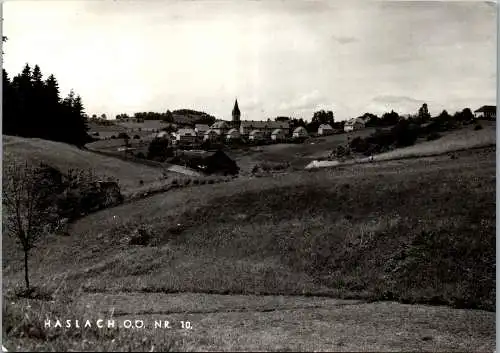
[426,132,442,141]
[133,135,140,139]
[117,132,130,139]
[474,124,483,131]
[184,179,192,186]
[193,179,199,185]
[128,225,151,246]
[111,135,116,139]
[135,152,146,159]
[171,179,178,185]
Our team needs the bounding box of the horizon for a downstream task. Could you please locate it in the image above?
[3,0,496,122]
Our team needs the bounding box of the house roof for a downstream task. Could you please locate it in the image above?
[318,124,333,129]
[211,121,230,129]
[204,129,219,135]
[240,121,289,129]
[195,124,210,131]
[345,117,365,126]
[227,128,239,134]
[177,128,196,136]
[293,126,307,133]
[271,128,284,135]
[249,129,264,136]
[474,105,496,113]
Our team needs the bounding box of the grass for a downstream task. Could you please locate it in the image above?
[364,121,495,162]
[4,146,494,308]
[2,296,184,352]
[2,135,189,196]
[3,136,495,350]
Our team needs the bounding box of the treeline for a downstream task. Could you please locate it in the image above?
[116,109,217,126]
[3,64,90,147]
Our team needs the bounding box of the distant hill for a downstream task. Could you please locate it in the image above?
[171,109,217,126]
[3,135,168,194]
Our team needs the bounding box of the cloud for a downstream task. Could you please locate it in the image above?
[372,95,426,105]
[278,90,324,111]
[332,36,358,44]
[364,95,427,115]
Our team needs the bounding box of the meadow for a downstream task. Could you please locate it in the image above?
[2,122,496,351]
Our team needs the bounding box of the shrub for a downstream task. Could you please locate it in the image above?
[135,152,145,159]
[128,225,152,246]
[193,179,199,185]
[184,179,192,186]
[474,124,483,131]
[133,134,140,139]
[207,179,214,184]
[139,180,144,186]
[426,132,442,141]
[171,179,178,185]
[117,132,130,139]
[111,135,116,139]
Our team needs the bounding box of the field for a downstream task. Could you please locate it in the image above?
[2,135,190,198]
[2,130,495,351]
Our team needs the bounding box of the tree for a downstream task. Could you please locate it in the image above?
[417,103,431,123]
[163,110,174,123]
[3,162,62,293]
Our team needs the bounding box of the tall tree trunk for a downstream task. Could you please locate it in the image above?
[24,250,30,292]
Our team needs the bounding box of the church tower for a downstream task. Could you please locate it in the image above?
[232,98,241,129]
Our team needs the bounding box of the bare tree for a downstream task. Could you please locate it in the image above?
[3,161,60,293]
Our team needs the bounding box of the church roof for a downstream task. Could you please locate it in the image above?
[232,99,240,116]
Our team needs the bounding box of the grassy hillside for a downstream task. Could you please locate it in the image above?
[3,146,494,312]
[2,135,182,195]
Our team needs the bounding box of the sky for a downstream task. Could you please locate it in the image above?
[2,0,497,121]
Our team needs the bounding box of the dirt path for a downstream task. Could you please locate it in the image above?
[73,292,495,351]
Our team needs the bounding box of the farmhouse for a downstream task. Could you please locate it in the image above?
[210,121,230,135]
[173,150,239,175]
[271,128,286,141]
[204,129,219,141]
[344,117,365,132]
[474,105,496,120]
[174,128,197,144]
[195,124,210,135]
[292,126,308,138]
[318,124,334,135]
[249,129,265,141]
[240,121,290,137]
[226,128,241,140]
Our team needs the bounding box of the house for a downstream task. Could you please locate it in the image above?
[318,124,334,136]
[344,117,365,132]
[271,128,286,141]
[239,121,290,137]
[226,128,241,140]
[292,126,308,138]
[203,129,219,141]
[175,128,197,144]
[249,129,265,141]
[210,121,230,135]
[474,105,496,120]
[173,150,239,176]
[195,124,210,135]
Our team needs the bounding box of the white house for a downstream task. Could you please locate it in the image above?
[226,128,241,140]
[474,105,496,120]
[195,124,210,135]
[175,128,197,144]
[249,129,265,141]
[318,124,334,136]
[271,128,286,141]
[203,129,219,141]
[344,118,365,132]
[210,121,230,135]
[292,126,308,138]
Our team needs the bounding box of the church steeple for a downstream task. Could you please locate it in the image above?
[232,98,241,128]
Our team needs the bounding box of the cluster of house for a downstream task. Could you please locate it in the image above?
[166,99,368,145]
